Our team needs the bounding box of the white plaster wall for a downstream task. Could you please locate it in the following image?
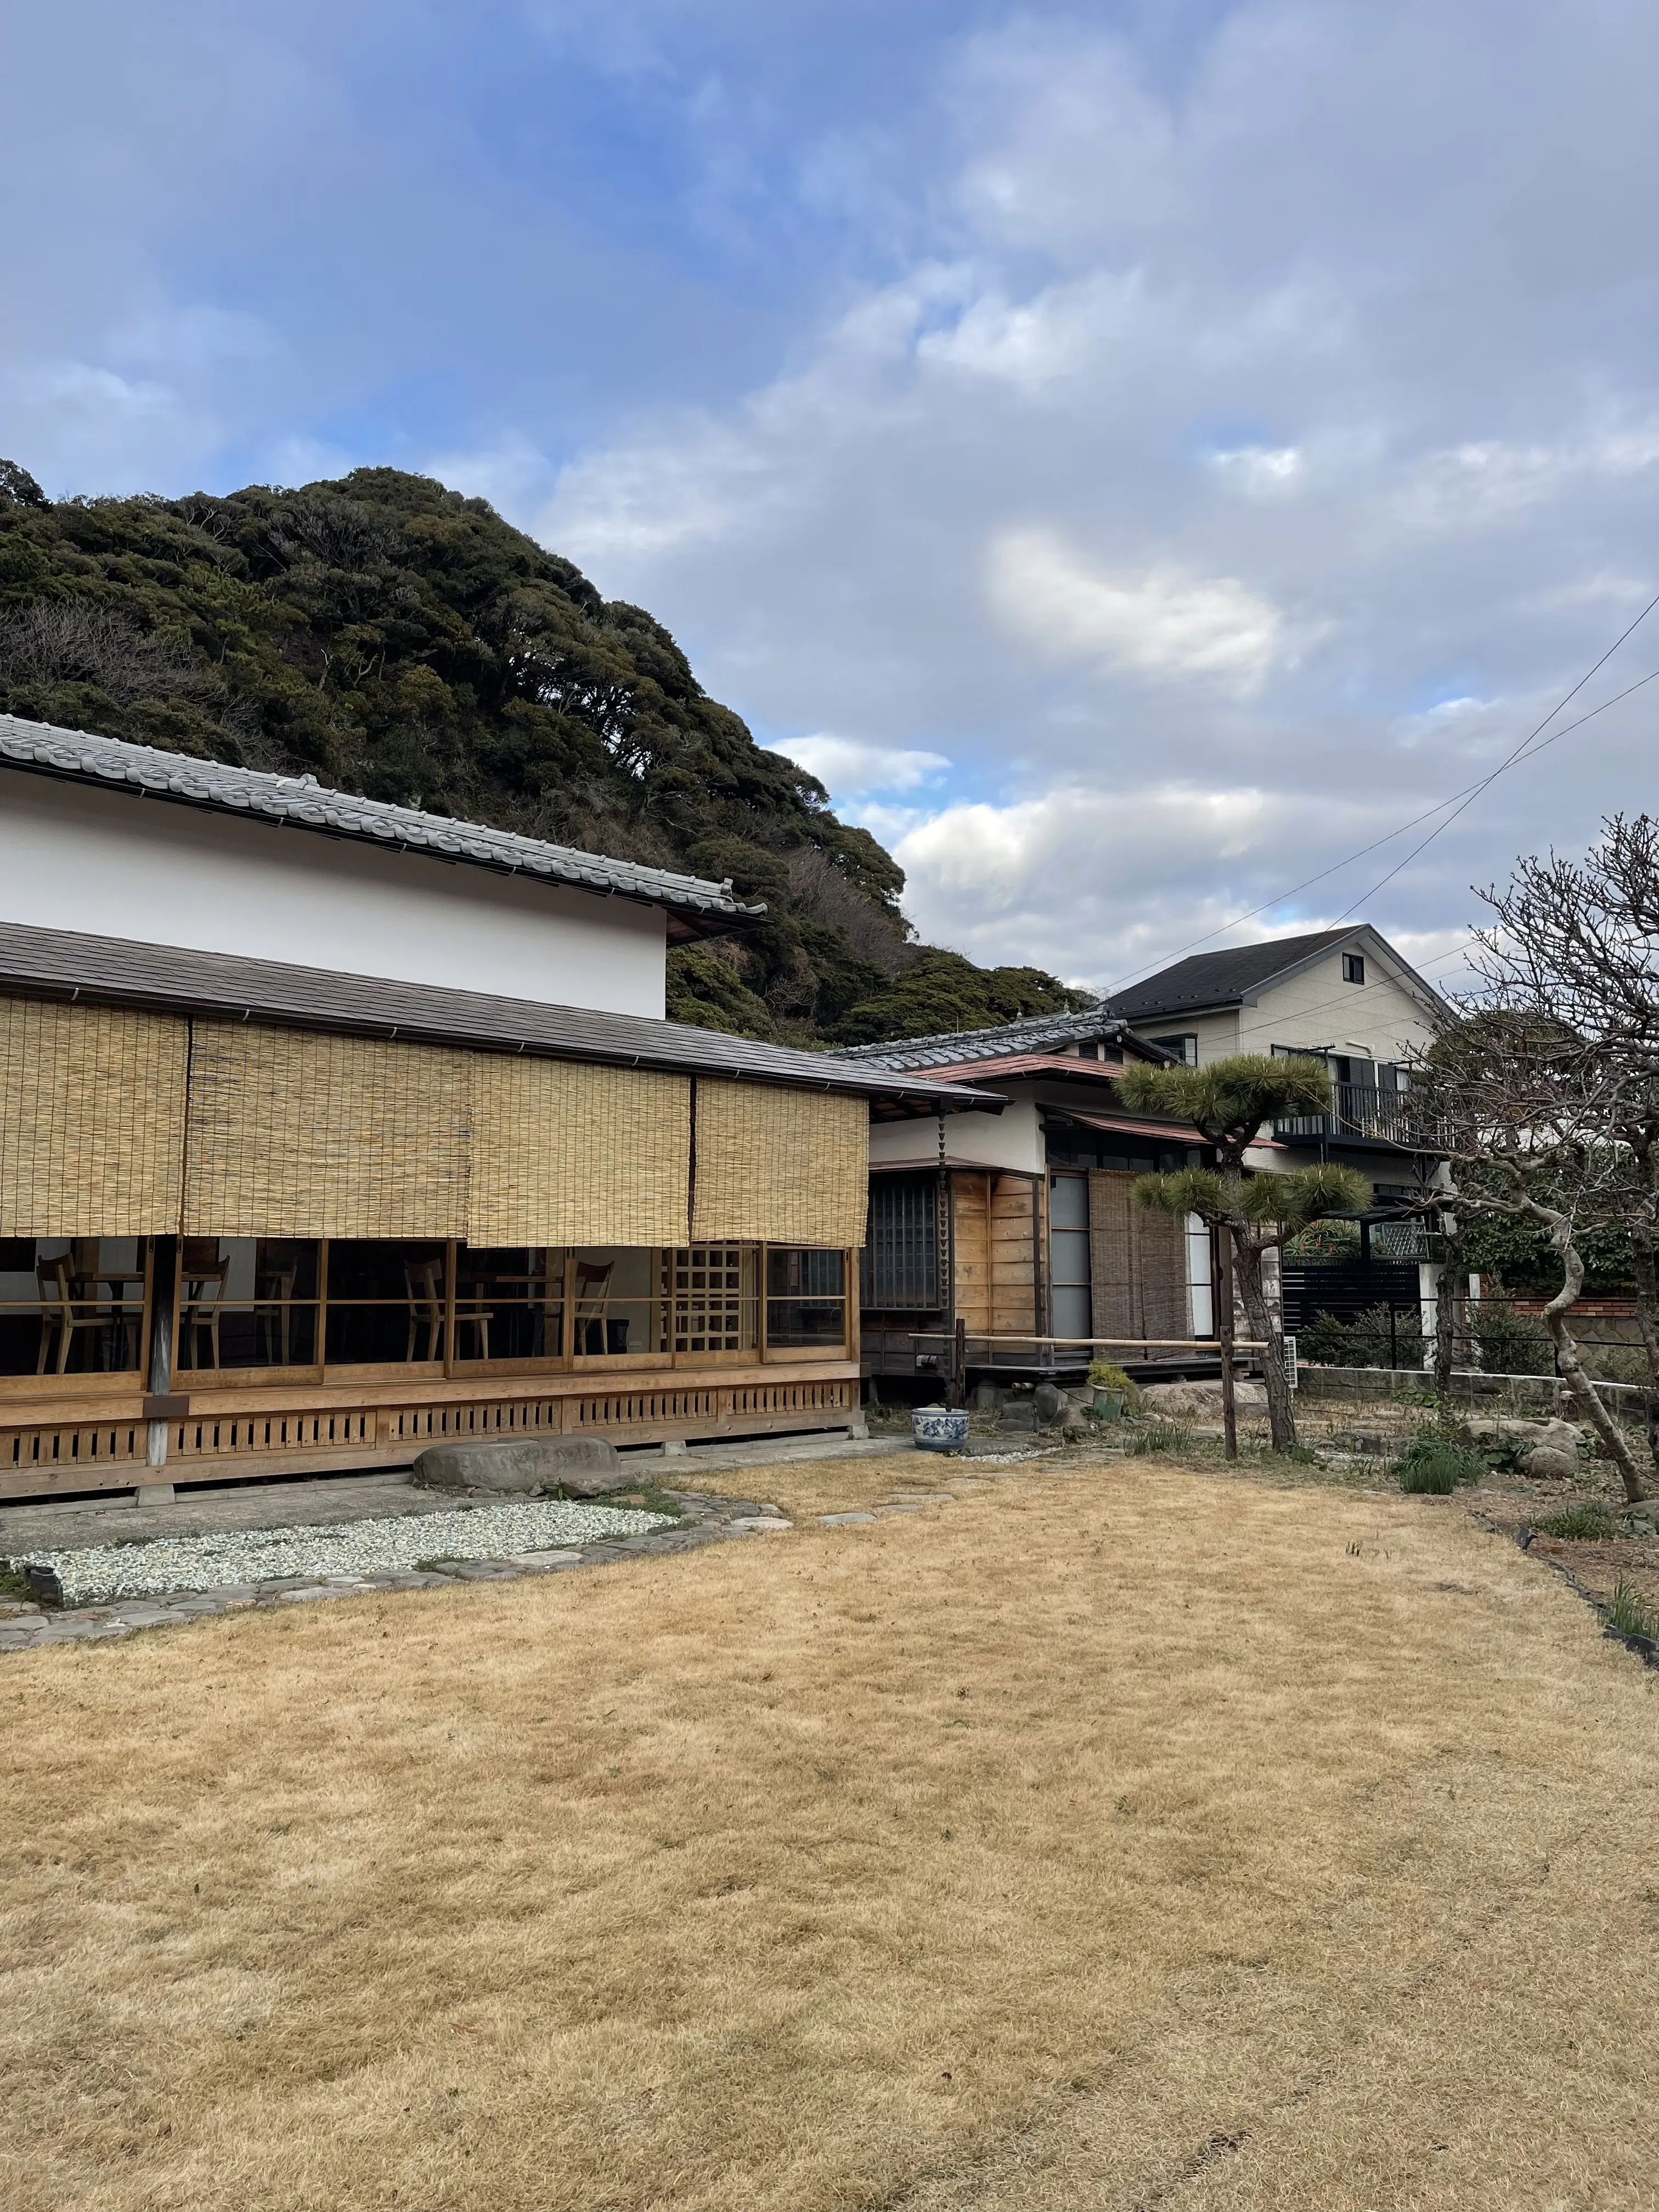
[0,769,669,1015]
[1233,947,1435,1065]
[867,1093,1044,1175]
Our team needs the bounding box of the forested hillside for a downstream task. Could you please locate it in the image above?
[0,459,1083,1046]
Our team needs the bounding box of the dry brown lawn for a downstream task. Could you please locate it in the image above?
[2,1458,1656,2212]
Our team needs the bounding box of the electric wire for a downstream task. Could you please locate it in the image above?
[1101,589,1659,1000]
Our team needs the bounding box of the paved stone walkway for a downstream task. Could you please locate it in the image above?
[0,1489,791,1655]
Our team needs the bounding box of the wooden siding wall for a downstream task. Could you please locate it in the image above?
[950,1171,1039,1337]
[1087,1170,1190,1341]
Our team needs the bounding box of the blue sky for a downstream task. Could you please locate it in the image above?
[7,0,1659,993]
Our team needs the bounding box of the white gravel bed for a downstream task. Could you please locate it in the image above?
[12,1499,674,1606]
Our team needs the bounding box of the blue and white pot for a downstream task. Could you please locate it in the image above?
[912,1406,970,1453]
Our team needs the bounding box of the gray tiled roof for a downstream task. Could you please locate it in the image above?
[833,1008,1135,1070]
[0,714,764,935]
[0,922,1004,1115]
[1104,930,1359,1020]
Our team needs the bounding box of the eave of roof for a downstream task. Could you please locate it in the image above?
[0,922,1005,1116]
[912,1052,1127,1082]
[1048,1109,1208,1146]
[0,715,765,943]
[833,1011,1147,1069]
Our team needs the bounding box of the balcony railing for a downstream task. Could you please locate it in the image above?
[1274,1082,1424,1147]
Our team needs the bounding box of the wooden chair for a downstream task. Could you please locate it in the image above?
[405,1258,447,1361]
[254,1261,300,1365]
[179,1251,232,1369]
[574,1259,629,1355]
[35,1256,107,1374]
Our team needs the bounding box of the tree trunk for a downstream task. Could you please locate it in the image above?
[1543,1239,1651,1504]
[1624,1195,1659,1477]
[1232,1231,1296,1451]
[1433,1217,1463,1400]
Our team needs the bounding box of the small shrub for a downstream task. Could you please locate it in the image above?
[1605,1581,1659,1641]
[1303,1302,1426,1372]
[1396,1436,1483,1493]
[1470,1301,1554,1377]
[1086,1361,1141,1408]
[1530,1503,1620,1541]
[1126,1419,1192,1457]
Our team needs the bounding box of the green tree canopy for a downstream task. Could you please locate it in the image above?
[0,461,1085,1049]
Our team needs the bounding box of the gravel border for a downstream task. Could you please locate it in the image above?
[9,1499,676,1606]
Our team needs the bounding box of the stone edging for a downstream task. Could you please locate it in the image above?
[1490,1514,1659,1669]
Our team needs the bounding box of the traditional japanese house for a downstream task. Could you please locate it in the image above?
[0,718,998,1501]
[836,1012,1213,1395]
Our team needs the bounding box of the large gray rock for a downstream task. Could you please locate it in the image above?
[1139,1379,1268,1418]
[1519,1443,1582,1482]
[1034,1381,1065,1425]
[411,1435,628,1496]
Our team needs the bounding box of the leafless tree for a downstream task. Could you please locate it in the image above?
[1411,1006,1657,1504]
[785,846,918,977]
[0,600,211,706]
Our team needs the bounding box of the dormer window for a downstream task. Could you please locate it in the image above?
[1342,953,1366,985]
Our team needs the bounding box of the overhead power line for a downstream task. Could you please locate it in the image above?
[1101,588,1659,1001]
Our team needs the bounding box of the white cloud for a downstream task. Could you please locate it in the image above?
[1209,443,1305,494]
[986,528,1285,690]
[765,733,951,797]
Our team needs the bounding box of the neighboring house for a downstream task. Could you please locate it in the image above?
[836,1011,1212,1393]
[1105,924,1443,1166]
[0,718,992,1502]
[1107,924,1451,1346]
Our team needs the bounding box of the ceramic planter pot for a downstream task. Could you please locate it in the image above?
[912,1407,970,1453]
[1093,1388,1126,1421]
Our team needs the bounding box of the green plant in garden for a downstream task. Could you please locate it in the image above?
[1086,1361,1140,1406]
[1119,1053,1369,1452]
[1530,1504,1620,1540]
[1126,1420,1193,1457]
[1396,1436,1484,1493]
[1605,1581,1659,1640]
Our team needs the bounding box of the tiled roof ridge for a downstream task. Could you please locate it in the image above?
[833,1006,1120,1069]
[0,714,765,922]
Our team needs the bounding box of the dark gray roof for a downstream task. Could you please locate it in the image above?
[0,715,763,940]
[833,1008,1141,1072]
[0,922,1002,1116]
[1104,930,1358,1021]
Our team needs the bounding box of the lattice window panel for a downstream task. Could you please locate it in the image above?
[665,1245,751,1354]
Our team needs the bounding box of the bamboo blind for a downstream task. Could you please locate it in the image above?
[691,1080,867,1248]
[468,1057,691,1246]
[0,997,189,1234]
[182,1023,473,1238]
[1087,1170,1189,1341]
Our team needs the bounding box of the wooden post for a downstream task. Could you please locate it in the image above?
[143,1235,178,1488]
[1218,1229,1238,1464]
[949,1315,968,1409]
